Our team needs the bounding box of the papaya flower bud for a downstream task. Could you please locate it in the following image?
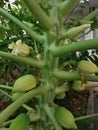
[72,80,86,91]
[36,53,42,60]
[8,42,16,49]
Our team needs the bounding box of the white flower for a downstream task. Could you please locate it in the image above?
[8,39,31,56]
[8,42,16,49]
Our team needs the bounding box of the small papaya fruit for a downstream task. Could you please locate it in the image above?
[55,92,65,99]
[55,107,77,129]
[77,60,98,74]
[9,113,30,130]
[13,74,37,93]
[72,80,86,91]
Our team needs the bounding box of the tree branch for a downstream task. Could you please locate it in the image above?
[81,8,98,22]
[58,0,79,19]
[49,38,98,57]
[0,83,50,126]
[0,7,45,43]
[0,51,46,68]
[23,0,57,30]
[53,69,98,82]
[75,113,98,121]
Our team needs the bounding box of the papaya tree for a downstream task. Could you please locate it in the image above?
[0,0,98,130]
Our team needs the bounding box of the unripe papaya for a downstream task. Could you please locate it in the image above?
[77,60,98,74]
[72,80,86,91]
[55,92,65,99]
[9,113,30,130]
[55,107,77,129]
[65,24,91,40]
[13,74,37,93]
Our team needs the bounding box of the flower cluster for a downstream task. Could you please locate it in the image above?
[8,40,31,56]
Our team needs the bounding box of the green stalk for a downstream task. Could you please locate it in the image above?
[0,51,46,68]
[85,84,98,88]
[0,85,13,90]
[0,7,44,43]
[75,113,98,121]
[81,8,98,22]
[1,120,13,127]
[22,104,33,111]
[43,104,62,130]
[40,33,58,103]
[55,85,68,95]
[0,87,35,112]
[0,89,12,98]
[58,0,79,19]
[0,83,50,125]
[49,38,98,57]
[53,69,98,82]
[23,0,57,30]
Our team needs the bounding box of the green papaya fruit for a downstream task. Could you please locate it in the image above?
[9,113,30,130]
[55,92,65,99]
[72,80,86,91]
[55,107,77,129]
[77,60,98,74]
[13,74,37,93]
